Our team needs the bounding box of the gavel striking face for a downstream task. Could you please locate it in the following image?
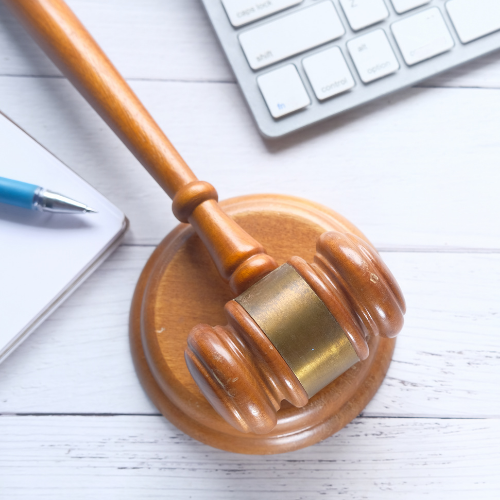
[7,0,405,439]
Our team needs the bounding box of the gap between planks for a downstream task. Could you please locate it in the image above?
[3,73,500,92]
[0,413,496,419]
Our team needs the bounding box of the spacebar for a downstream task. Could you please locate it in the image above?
[239,1,345,70]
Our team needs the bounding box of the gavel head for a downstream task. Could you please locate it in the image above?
[185,231,406,435]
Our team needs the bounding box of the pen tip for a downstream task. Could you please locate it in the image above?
[86,207,98,214]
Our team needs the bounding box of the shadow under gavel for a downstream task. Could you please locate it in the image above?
[6,0,405,436]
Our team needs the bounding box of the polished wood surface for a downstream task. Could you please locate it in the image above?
[186,299,309,435]
[131,194,396,453]
[2,0,499,493]
[185,202,405,435]
[312,231,406,339]
[6,0,403,449]
[5,0,277,294]
[4,0,193,197]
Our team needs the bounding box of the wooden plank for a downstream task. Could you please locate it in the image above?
[0,1,497,492]
[0,246,159,416]
[0,0,232,82]
[1,0,500,90]
[0,415,498,498]
[1,76,500,248]
[0,247,498,417]
[367,251,500,417]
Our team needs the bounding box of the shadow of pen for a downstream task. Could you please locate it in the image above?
[0,204,93,230]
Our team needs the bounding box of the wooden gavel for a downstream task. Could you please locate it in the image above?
[6,0,405,436]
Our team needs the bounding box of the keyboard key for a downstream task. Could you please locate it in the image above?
[339,0,389,31]
[221,0,303,28]
[446,0,500,44]
[303,47,355,101]
[391,8,454,66]
[239,1,345,70]
[347,30,399,83]
[257,65,310,118]
[390,0,430,14]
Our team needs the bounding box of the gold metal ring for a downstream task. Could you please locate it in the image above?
[235,263,359,397]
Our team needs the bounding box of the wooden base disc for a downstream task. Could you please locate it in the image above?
[130,194,395,455]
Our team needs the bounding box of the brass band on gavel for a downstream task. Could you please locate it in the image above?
[235,263,360,397]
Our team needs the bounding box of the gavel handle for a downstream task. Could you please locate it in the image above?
[5,0,278,294]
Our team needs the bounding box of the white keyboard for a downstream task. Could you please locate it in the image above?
[201,0,500,137]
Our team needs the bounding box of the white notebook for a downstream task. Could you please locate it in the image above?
[0,112,128,363]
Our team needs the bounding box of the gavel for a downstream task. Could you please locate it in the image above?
[6,0,405,436]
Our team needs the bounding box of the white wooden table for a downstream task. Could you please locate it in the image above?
[1,1,499,498]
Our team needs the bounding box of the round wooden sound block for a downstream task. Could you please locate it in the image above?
[130,194,395,455]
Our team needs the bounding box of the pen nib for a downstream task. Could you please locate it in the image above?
[35,189,99,214]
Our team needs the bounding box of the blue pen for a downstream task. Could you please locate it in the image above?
[0,176,96,214]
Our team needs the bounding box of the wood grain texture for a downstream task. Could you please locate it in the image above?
[0,248,498,418]
[0,0,233,82]
[1,415,498,499]
[5,1,404,442]
[131,195,397,450]
[4,0,197,198]
[0,0,499,494]
[1,0,500,89]
[5,0,279,294]
[0,77,499,249]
